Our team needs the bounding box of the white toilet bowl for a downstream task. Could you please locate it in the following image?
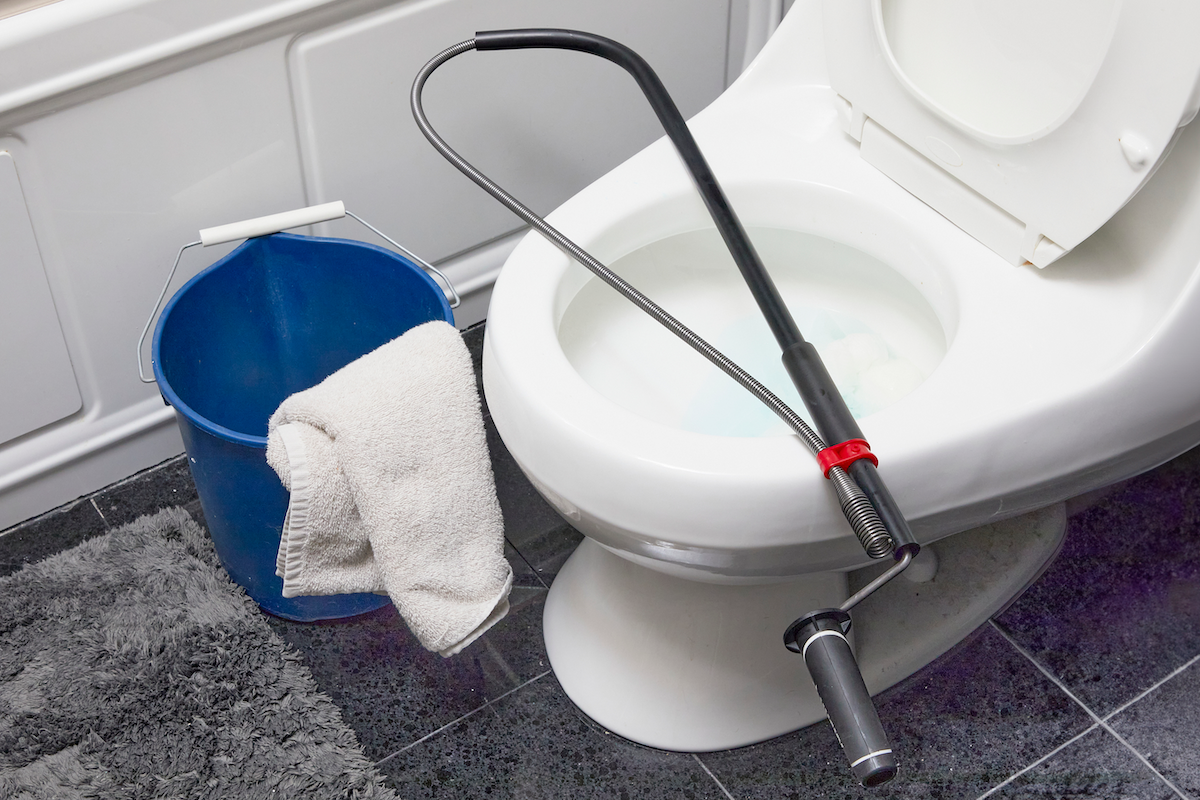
[483,1,1200,750]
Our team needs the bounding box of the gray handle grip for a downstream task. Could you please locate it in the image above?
[787,612,898,787]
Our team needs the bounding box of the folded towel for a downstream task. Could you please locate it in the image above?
[265,320,512,657]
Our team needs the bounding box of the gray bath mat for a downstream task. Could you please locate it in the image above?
[0,507,396,799]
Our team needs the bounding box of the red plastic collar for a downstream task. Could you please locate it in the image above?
[817,438,878,478]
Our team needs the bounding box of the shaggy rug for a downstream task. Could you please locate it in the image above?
[0,507,396,800]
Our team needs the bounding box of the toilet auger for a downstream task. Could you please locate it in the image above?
[412,29,920,787]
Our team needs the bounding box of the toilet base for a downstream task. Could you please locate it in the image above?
[543,504,1066,751]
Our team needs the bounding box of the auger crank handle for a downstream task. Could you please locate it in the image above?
[784,609,898,787]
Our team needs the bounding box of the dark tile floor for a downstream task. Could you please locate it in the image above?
[2,320,1198,799]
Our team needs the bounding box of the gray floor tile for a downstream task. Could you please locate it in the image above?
[1107,657,1200,798]
[92,455,199,529]
[0,496,109,576]
[505,540,545,588]
[995,447,1200,717]
[982,726,1177,800]
[376,675,727,799]
[462,321,487,418]
[484,415,580,582]
[265,590,550,762]
[699,625,1095,800]
[511,522,584,582]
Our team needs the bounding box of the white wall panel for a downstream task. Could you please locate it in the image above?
[0,39,306,528]
[291,0,731,262]
[0,151,81,445]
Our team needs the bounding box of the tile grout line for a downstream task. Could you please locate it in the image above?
[988,620,1192,800]
[482,638,521,687]
[974,723,1101,800]
[1101,726,1195,800]
[90,497,109,527]
[374,668,553,768]
[692,754,737,800]
[1099,651,1200,723]
[506,536,551,590]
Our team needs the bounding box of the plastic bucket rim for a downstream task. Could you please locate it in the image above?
[150,231,455,448]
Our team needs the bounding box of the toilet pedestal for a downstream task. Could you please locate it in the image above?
[543,504,1067,751]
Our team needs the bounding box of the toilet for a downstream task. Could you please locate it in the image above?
[481,0,1200,751]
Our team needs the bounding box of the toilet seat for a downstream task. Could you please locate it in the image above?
[823,0,1200,267]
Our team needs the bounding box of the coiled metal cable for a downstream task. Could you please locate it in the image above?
[411,40,893,560]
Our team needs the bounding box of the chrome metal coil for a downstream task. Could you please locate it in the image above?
[412,40,894,560]
[828,467,894,559]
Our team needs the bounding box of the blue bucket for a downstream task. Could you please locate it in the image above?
[152,232,454,621]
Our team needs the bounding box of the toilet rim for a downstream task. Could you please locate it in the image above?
[484,140,1028,475]
[481,163,1009,565]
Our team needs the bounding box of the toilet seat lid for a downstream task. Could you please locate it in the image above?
[822,0,1200,267]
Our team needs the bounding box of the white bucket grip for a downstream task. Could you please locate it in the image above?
[198,201,347,246]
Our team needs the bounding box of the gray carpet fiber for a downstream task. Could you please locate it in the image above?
[0,507,396,800]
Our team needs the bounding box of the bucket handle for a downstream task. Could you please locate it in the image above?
[137,202,461,383]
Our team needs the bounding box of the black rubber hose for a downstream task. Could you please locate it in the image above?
[476,28,919,558]
[781,342,919,557]
[475,28,801,351]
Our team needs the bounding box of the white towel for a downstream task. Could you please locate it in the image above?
[265,320,512,657]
